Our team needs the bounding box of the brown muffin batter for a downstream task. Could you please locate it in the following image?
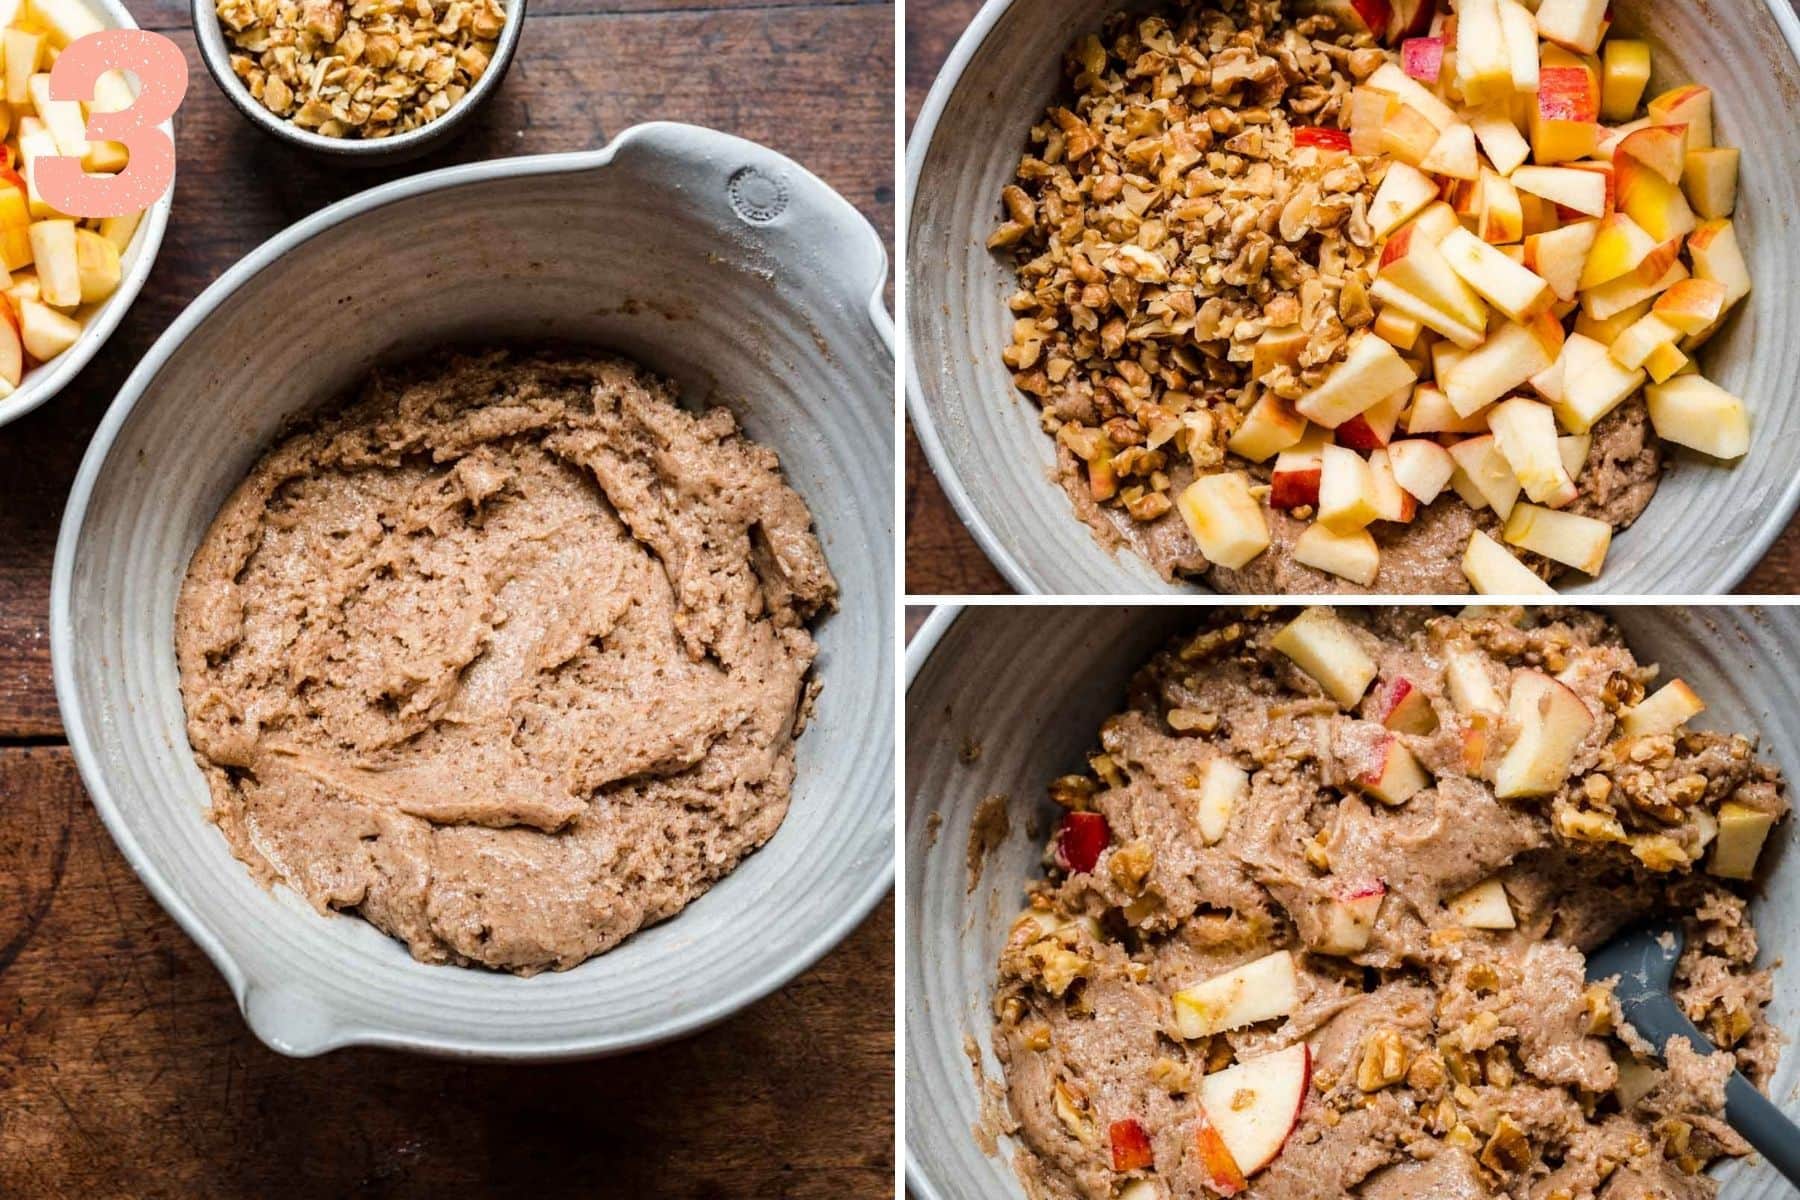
[993,608,1785,1199]
[175,350,835,974]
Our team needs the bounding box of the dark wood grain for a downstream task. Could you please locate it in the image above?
[0,747,894,1199]
[900,0,1800,597]
[0,1,894,1192]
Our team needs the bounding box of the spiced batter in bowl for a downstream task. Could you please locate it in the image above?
[175,349,835,975]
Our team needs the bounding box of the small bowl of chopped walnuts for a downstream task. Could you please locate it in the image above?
[194,0,524,161]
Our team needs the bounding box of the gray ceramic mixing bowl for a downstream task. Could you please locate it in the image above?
[907,1,1800,594]
[906,605,1800,1199]
[52,122,894,1059]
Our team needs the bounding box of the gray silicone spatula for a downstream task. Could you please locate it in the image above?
[1587,921,1800,1185]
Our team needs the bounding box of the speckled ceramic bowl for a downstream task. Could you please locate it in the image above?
[907,0,1800,594]
[52,122,894,1059]
[191,0,525,163]
[0,0,172,430]
[906,604,1800,1199]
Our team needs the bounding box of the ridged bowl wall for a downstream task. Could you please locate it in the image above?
[52,123,894,1059]
[906,0,1800,594]
[906,605,1800,1198]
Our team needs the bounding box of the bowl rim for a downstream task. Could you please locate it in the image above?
[50,120,896,1060]
[189,0,528,160]
[903,0,1800,597]
[0,0,175,430]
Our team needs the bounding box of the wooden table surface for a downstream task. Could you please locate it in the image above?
[901,0,1800,596]
[0,3,894,1195]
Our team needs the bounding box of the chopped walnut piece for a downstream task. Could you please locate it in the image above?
[989,3,1381,522]
[216,0,505,138]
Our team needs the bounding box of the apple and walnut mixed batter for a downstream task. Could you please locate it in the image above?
[175,350,834,974]
[994,607,1784,1199]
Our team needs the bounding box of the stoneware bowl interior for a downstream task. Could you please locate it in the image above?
[0,0,172,430]
[906,605,1800,1199]
[906,0,1800,594]
[190,0,527,162]
[53,122,894,1059]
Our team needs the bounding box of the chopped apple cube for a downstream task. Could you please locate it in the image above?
[1463,529,1556,594]
[1511,165,1608,217]
[1377,223,1490,337]
[99,209,142,254]
[1616,124,1688,186]
[27,72,89,162]
[1173,951,1299,1039]
[1447,651,1506,717]
[1195,759,1247,846]
[1197,1044,1312,1180]
[17,117,67,220]
[1387,438,1455,504]
[1440,228,1553,323]
[1470,104,1532,176]
[1378,676,1438,735]
[26,218,78,309]
[17,297,79,360]
[1229,391,1309,463]
[1648,84,1714,152]
[1110,1120,1153,1173]
[1523,219,1599,302]
[1534,0,1607,54]
[1621,679,1706,739]
[1405,383,1488,435]
[1477,171,1525,244]
[1318,880,1386,955]
[1354,733,1431,806]
[1335,385,1410,451]
[1384,103,1446,166]
[1682,147,1739,220]
[0,187,29,273]
[1531,57,1602,163]
[1608,312,1681,371]
[3,29,40,106]
[1539,332,1646,434]
[1642,340,1686,383]
[1403,36,1446,84]
[1581,258,1688,323]
[1488,397,1576,506]
[1504,503,1612,575]
[1686,219,1752,312]
[1178,473,1272,569]
[27,0,104,46]
[1573,297,1652,347]
[1580,213,1665,291]
[1708,801,1775,880]
[1370,160,1440,238]
[1448,434,1522,518]
[1643,375,1750,460]
[1601,40,1652,122]
[1453,0,1514,105]
[1370,278,1486,349]
[1559,434,1591,480]
[1421,120,1480,179]
[1618,157,1698,243]
[1651,278,1728,336]
[1271,607,1378,708]
[1371,306,1424,351]
[1318,444,1380,532]
[1496,0,1539,94]
[1442,316,1562,417]
[1367,448,1414,523]
[1494,669,1595,798]
[1446,876,1516,929]
[73,227,119,304]
[0,304,21,387]
[1298,332,1419,429]
[1369,61,1459,131]
[1294,521,1380,586]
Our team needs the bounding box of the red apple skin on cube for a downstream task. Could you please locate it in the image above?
[1110,1120,1154,1172]
[1403,36,1444,82]
[1197,1044,1312,1182]
[1380,677,1439,734]
[1271,462,1323,510]
[1193,1114,1250,1196]
[1618,123,1688,185]
[1388,0,1433,40]
[1054,811,1110,873]
[1295,125,1352,152]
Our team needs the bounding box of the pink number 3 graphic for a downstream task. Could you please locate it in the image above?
[36,29,186,218]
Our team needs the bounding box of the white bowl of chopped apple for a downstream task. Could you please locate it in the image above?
[909,0,1798,594]
[0,0,171,430]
